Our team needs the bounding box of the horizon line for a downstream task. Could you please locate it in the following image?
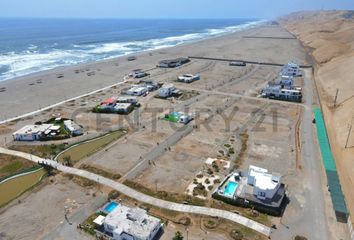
[0,16,265,21]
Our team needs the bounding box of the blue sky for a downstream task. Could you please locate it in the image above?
[1,0,353,19]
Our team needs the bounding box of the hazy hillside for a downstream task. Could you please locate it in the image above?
[279,10,354,223]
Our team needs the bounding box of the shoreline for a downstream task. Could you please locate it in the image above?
[0,21,307,123]
[0,20,266,84]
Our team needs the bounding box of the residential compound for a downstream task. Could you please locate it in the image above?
[12,124,55,141]
[64,120,83,136]
[12,118,83,141]
[281,61,302,77]
[157,57,190,68]
[213,165,286,216]
[261,61,303,102]
[158,84,178,98]
[97,204,162,240]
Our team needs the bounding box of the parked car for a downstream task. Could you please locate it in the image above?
[127,56,137,61]
[177,74,200,83]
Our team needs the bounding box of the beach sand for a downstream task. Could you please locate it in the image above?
[0,23,307,121]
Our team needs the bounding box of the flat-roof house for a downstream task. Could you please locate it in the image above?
[247,165,281,200]
[64,120,83,136]
[214,165,286,215]
[117,96,138,104]
[126,86,148,96]
[13,124,53,141]
[158,58,190,68]
[114,103,134,114]
[104,205,161,240]
[159,84,176,98]
[262,84,302,102]
[276,75,294,86]
[281,62,301,77]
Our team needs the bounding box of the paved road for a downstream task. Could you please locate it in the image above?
[188,56,313,68]
[0,147,272,237]
[271,69,330,240]
[178,85,307,109]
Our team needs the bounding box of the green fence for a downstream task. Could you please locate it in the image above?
[313,108,348,222]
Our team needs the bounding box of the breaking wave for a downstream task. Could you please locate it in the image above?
[0,20,265,82]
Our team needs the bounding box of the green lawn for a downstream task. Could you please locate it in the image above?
[56,129,127,163]
[0,161,23,174]
[0,154,36,179]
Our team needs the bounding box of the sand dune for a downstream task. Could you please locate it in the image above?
[280,10,354,224]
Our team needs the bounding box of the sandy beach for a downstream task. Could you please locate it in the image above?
[1,18,350,240]
[0,23,307,121]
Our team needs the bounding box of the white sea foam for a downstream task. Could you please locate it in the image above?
[0,20,265,82]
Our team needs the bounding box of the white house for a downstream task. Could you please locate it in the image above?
[104,205,161,240]
[114,103,134,114]
[12,124,54,141]
[159,84,176,98]
[63,120,83,136]
[262,84,302,102]
[247,165,281,200]
[117,96,138,104]
[127,86,148,96]
[281,62,301,77]
[277,75,294,86]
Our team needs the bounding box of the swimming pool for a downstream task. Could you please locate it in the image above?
[224,181,238,197]
[104,202,118,213]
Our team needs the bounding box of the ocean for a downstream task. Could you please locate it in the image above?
[0,18,263,82]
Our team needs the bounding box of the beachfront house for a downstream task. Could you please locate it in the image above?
[63,120,83,136]
[158,57,190,68]
[129,69,149,79]
[159,84,176,98]
[114,103,134,114]
[213,165,286,216]
[262,84,302,102]
[117,96,138,105]
[12,124,54,141]
[126,86,148,96]
[103,205,162,240]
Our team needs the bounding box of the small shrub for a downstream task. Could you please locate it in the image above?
[294,236,308,240]
[173,231,184,240]
[230,229,243,240]
[214,179,221,184]
[228,147,235,154]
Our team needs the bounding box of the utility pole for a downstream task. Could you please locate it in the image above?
[333,89,339,107]
[345,116,353,148]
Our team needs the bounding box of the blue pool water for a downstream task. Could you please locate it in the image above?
[224,181,238,197]
[104,202,118,213]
